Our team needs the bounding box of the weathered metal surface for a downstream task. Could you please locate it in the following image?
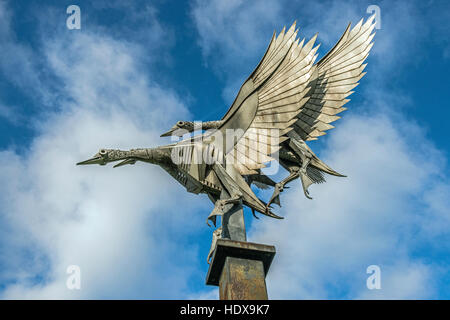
[77,16,376,298]
[220,189,246,242]
[219,257,267,300]
[207,186,246,266]
[206,239,276,289]
[78,16,376,228]
[161,15,376,207]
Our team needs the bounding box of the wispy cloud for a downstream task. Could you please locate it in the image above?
[1,0,448,300]
[252,111,448,299]
[191,0,450,299]
[0,0,53,105]
[191,0,435,101]
[191,0,284,102]
[0,2,208,299]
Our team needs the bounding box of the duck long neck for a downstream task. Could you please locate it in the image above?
[108,148,173,165]
[199,120,223,131]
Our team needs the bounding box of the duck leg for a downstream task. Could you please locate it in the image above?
[298,157,313,199]
[206,163,244,227]
[207,227,222,264]
[206,193,242,227]
[288,135,315,199]
[267,165,300,208]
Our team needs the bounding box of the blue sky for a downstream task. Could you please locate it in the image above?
[0,0,449,299]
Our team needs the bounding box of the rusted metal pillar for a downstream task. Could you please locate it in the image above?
[206,162,276,299]
[206,239,276,300]
[220,257,267,299]
[220,189,246,242]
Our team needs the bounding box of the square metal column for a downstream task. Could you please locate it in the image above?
[206,239,276,300]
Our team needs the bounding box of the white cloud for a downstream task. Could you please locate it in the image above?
[192,0,284,103]
[192,0,282,60]
[191,0,450,299]
[0,4,210,299]
[0,0,52,104]
[357,262,433,299]
[188,289,219,300]
[191,0,431,102]
[1,0,448,300]
[251,112,447,299]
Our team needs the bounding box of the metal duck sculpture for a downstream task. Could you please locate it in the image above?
[78,16,376,261]
[161,16,376,206]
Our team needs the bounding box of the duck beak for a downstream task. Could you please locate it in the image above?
[76,154,105,165]
[160,124,184,137]
[160,128,176,137]
[113,158,136,168]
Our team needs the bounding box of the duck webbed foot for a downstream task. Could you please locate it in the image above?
[206,195,242,227]
[266,168,300,209]
[207,227,222,264]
